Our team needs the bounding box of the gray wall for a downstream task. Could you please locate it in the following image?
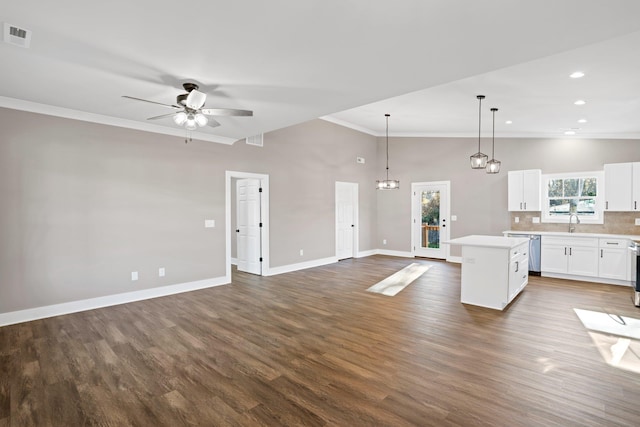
[0,109,377,313]
[376,136,640,255]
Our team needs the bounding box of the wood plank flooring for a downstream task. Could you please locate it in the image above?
[2,255,640,426]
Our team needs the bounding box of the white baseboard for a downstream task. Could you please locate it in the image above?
[230,257,238,265]
[265,256,339,276]
[376,249,414,258]
[0,276,229,327]
[447,256,462,264]
[356,249,377,258]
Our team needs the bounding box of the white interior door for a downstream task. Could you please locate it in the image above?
[336,182,358,260]
[412,181,450,259]
[236,178,262,274]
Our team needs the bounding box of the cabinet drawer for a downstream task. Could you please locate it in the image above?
[598,238,629,248]
[510,242,528,259]
[542,236,597,247]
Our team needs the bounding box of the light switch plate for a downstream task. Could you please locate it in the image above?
[532,217,540,224]
[356,157,365,164]
[159,268,165,277]
[131,271,138,281]
[451,215,457,221]
[635,218,640,226]
[205,219,215,228]
[515,217,520,223]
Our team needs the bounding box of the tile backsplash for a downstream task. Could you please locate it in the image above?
[510,211,640,235]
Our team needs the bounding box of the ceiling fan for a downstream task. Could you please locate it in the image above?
[123,82,253,135]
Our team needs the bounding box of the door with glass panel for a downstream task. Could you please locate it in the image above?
[412,181,450,259]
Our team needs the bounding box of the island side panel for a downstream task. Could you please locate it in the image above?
[460,245,509,310]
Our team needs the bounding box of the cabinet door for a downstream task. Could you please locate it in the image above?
[541,245,567,273]
[508,254,528,302]
[604,163,633,211]
[508,171,524,211]
[567,246,599,277]
[599,248,628,280]
[633,162,640,211]
[522,169,541,211]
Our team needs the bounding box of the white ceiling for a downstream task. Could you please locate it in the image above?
[2,1,640,143]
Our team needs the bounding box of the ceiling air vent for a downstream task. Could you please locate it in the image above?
[245,134,264,147]
[3,23,32,48]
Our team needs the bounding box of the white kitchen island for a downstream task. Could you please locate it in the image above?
[446,235,529,310]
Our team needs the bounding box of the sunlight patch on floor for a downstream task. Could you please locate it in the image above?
[367,263,432,296]
[574,308,640,374]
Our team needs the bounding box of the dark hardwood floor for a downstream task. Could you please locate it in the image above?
[2,255,640,426]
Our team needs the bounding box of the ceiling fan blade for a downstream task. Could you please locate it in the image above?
[146,112,178,121]
[185,89,207,110]
[207,118,221,128]
[122,96,181,109]
[200,108,253,117]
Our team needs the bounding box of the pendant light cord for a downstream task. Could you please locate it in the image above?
[490,107,498,159]
[385,113,390,181]
[477,96,483,152]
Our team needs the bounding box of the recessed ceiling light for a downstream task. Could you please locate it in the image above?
[570,71,585,79]
[564,130,576,135]
[574,100,586,105]
[505,120,513,125]
[578,118,588,123]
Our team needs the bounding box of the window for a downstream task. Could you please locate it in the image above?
[542,171,604,224]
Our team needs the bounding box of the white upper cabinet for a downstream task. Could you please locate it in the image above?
[604,162,640,211]
[508,169,541,211]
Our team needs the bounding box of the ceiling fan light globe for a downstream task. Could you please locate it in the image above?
[173,112,187,126]
[194,113,208,127]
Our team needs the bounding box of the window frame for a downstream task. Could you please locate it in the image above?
[541,171,604,224]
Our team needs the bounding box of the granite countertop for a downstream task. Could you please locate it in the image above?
[503,230,640,240]
[445,235,529,249]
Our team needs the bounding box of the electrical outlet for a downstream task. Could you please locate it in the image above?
[383,239,387,245]
[515,217,520,223]
[131,271,138,281]
[356,157,365,164]
[159,268,165,277]
[532,217,540,224]
[635,218,640,226]
[205,219,215,228]
[451,215,457,221]
[300,249,304,256]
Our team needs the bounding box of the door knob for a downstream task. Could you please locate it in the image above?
[236,229,240,233]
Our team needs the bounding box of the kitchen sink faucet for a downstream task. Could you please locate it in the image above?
[568,213,580,233]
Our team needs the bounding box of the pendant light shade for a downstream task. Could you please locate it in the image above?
[470,95,488,169]
[376,114,400,190]
[486,107,501,174]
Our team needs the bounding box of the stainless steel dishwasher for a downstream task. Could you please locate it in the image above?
[508,234,541,275]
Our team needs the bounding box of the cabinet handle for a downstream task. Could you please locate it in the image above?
[520,202,523,210]
[515,261,519,272]
[570,247,572,256]
[606,242,619,245]
[606,201,609,210]
[524,202,527,210]
[601,249,603,258]
[564,247,567,256]
[635,201,637,210]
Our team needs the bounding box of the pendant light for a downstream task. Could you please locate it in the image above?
[470,95,488,169]
[376,114,400,190]
[486,107,501,174]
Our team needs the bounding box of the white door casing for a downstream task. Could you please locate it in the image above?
[335,182,358,260]
[411,181,450,260]
[236,178,262,275]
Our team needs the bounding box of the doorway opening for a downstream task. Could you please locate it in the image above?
[226,171,269,280]
[411,181,450,260]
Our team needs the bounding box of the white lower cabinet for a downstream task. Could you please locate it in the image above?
[598,238,629,281]
[541,236,598,277]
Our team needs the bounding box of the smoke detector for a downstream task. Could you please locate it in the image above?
[3,23,32,48]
